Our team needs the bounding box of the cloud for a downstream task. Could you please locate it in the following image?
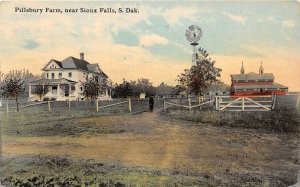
[223,12,246,25]
[162,7,199,25]
[22,39,39,49]
[139,34,169,46]
[282,20,295,28]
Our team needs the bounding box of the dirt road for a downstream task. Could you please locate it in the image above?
[1,109,299,186]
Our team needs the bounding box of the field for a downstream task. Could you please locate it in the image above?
[0,96,299,186]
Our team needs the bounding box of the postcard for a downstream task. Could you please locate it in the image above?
[0,1,299,186]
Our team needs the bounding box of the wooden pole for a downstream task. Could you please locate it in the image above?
[96,98,99,111]
[272,94,277,110]
[128,97,132,112]
[48,101,51,112]
[242,97,245,111]
[68,83,71,108]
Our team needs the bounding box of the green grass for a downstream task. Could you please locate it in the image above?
[162,107,300,134]
[0,155,222,187]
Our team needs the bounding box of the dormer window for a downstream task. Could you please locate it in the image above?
[69,72,72,78]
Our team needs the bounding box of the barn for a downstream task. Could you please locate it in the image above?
[230,62,288,96]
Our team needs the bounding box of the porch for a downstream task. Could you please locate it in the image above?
[28,78,78,101]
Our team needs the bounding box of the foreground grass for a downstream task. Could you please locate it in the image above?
[162,107,300,134]
[1,105,299,186]
[0,155,291,187]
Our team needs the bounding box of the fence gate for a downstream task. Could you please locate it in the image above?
[215,95,276,111]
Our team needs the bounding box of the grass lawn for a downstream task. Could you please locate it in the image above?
[0,103,299,186]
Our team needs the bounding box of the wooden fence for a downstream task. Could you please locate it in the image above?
[2,97,165,115]
[215,95,275,111]
[163,96,214,111]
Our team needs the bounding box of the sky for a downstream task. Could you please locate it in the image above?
[0,1,300,91]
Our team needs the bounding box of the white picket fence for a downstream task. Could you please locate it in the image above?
[215,95,276,111]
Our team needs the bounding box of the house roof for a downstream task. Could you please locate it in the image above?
[231,73,274,81]
[232,82,288,90]
[60,56,90,71]
[52,60,63,68]
[42,56,108,77]
[30,78,77,85]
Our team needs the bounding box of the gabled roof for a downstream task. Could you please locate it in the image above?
[42,59,63,70]
[231,73,274,81]
[42,56,108,77]
[60,56,90,71]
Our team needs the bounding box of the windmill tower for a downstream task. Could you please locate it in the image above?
[185,25,202,66]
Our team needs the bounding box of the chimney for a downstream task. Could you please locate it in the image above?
[80,53,84,60]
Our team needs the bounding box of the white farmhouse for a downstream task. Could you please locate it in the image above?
[28,53,111,101]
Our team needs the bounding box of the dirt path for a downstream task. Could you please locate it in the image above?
[1,109,299,185]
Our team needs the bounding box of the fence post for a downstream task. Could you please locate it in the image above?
[96,98,99,111]
[68,99,71,108]
[48,101,51,112]
[242,97,245,111]
[128,97,132,112]
[163,99,166,111]
[215,96,218,110]
[272,94,277,110]
[188,97,191,111]
[6,101,9,115]
[198,96,201,105]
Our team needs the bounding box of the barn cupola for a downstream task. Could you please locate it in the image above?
[240,61,245,74]
[259,61,264,74]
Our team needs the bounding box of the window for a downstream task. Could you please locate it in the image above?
[80,87,83,91]
[51,73,55,79]
[69,72,72,77]
[71,85,76,91]
[46,73,49,79]
[86,74,88,79]
[58,73,62,78]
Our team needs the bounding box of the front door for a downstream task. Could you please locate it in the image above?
[65,85,69,96]
[52,86,57,95]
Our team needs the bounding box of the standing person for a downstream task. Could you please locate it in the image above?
[149,95,154,112]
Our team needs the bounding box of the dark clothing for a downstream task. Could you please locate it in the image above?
[149,96,154,112]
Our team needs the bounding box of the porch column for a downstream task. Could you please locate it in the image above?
[105,88,108,96]
[69,83,71,101]
[57,84,60,99]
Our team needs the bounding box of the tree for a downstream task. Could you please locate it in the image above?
[156,82,174,96]
[0,73,25,111]
[135,78,155,97]
[112,79,133,98]
[177,47,222,96]
[82,78,101,101]
[31,82,49,101]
